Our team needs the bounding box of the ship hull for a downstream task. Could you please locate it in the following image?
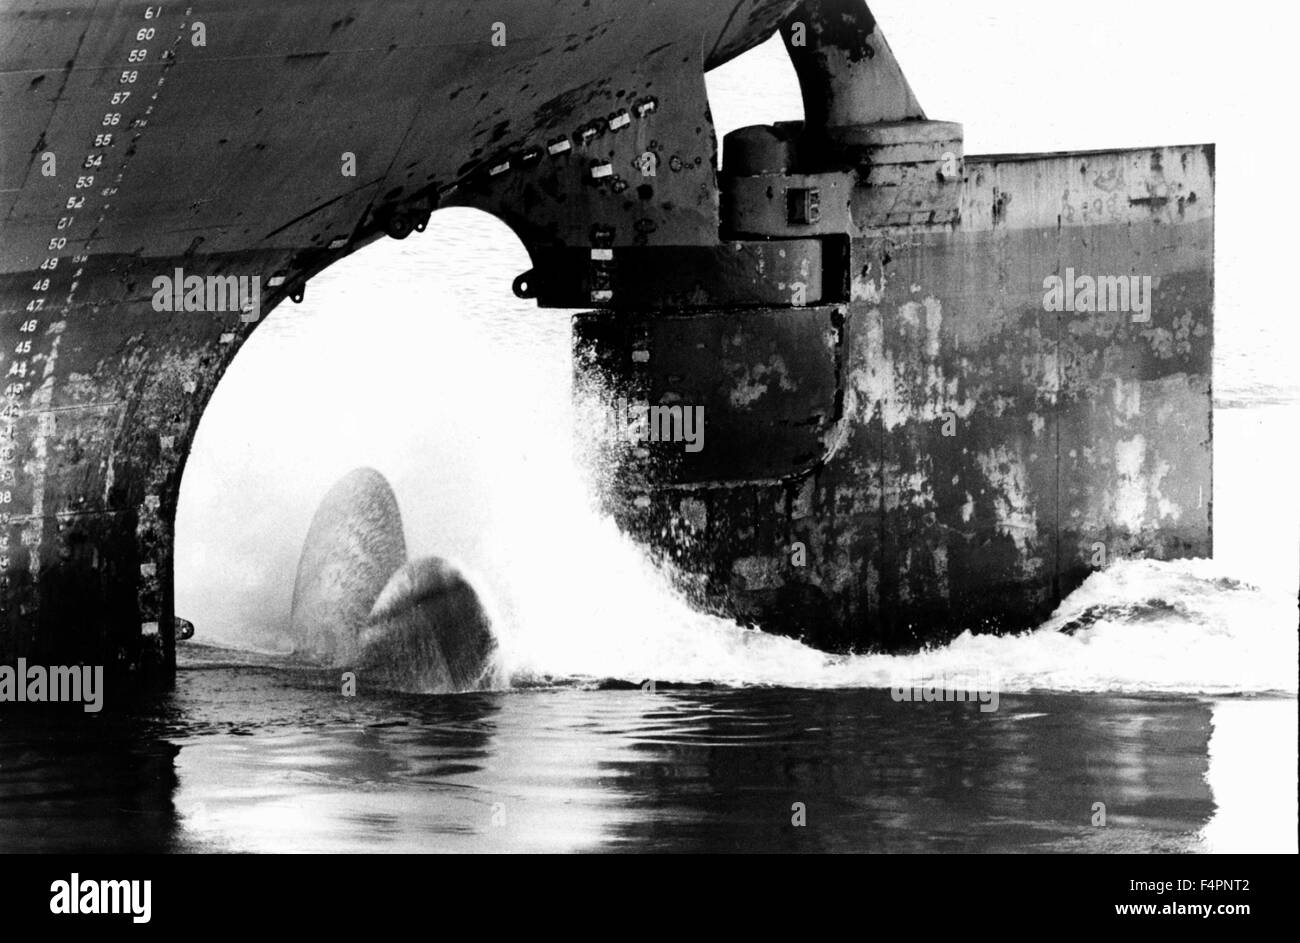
[0,0,1213,675]
[578,146,1213,651]
[0,0,795,675]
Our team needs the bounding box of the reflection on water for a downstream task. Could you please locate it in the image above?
[5,652,1283,853]
[0,704,182,853]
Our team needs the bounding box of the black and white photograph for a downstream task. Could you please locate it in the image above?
[0,0,1294,895]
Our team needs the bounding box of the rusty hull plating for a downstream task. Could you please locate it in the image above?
[563,1,1213,652]
[0,0,1210,683]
